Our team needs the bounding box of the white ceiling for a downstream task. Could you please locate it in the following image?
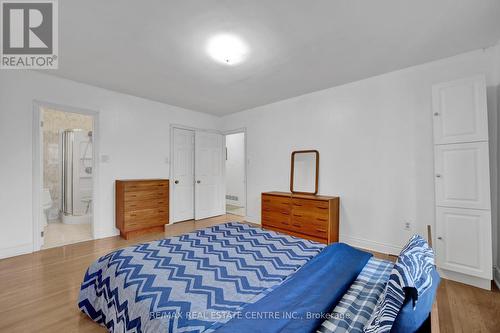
[51,0,500,116]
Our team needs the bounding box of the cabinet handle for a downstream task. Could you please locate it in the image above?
[434,112,439,116]
[174,180,179,184]
[293,214,302,217]
[437,236,443,240]
[317,218,327,222]
[316,206,327,210]
[316,229,326,233]
[282,222,289,225]
[292,224,301,228]
[436,174,442,178]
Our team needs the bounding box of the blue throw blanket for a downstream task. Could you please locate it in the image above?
[213,243,372,333]
[78,222,325,333]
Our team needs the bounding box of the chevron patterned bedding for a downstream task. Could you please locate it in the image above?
[78,222,325,333]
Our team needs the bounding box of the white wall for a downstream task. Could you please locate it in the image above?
[221,47,500,255]
[1,47,498,260]
[0,71,219,259]
[496,43,500,283]
[225,132,245,207]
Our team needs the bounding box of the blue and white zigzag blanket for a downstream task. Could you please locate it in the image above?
[78,222,325,333]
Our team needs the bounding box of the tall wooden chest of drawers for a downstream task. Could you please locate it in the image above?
[116,179,169,239]
[261,192,339,244]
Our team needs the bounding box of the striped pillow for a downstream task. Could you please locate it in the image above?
[364,235,435,333]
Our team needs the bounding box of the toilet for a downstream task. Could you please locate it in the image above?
[41,188,53,227]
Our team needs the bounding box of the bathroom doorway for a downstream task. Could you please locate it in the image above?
[33,103,97,250]
[224,130,246,217]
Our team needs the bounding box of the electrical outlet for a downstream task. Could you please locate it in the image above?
[404,221,412,231]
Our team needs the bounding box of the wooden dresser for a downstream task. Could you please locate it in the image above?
[261,192,339,244]
[116,179,169,239]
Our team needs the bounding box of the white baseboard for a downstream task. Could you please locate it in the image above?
[341,235,402,255]
[0,243,33,260]
[494,266,500,290]
[439,268,492,290]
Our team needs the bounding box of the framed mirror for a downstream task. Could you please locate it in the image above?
[290,150,319,195]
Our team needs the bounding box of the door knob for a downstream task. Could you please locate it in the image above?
[196,180,201,184]
[174,180,179,184]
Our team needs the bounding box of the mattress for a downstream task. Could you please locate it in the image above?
[78,222,325,333]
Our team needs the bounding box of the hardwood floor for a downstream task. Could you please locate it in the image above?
[0,214,498,332]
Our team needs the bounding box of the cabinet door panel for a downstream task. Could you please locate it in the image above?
[435,207,492,279]
[432,76,488,144]
[434,142,490,209]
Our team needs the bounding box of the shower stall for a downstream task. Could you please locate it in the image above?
[61,129,93,224]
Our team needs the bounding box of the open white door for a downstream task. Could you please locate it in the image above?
[171,128,195,222]
[195,131,225,220]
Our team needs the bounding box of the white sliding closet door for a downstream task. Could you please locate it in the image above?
[194,131,225,220]
[171,128,195,222]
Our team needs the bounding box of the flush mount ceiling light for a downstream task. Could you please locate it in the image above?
[206,34,249,65]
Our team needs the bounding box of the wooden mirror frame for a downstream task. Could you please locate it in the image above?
[290,150,319,195]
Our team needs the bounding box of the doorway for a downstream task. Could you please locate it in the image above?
[33,102,97,250]
[224,131,246,217]
[170,126,226,223]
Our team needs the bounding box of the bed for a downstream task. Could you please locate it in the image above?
[78,222,438,333]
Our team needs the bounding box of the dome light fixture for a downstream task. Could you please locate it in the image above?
[206,34,248,65]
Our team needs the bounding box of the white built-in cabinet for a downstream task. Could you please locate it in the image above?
[432,76,492,289]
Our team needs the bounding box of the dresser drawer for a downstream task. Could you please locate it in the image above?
[262,201,291,214]
[124,189,166,201]
[262,217,291,230]
[291,212,329,227]
[262,209,290,222]
[124,208,161,221]
[291,206,329,221]
[124,217,166,231]
[292,198,329,210]
[125,199,161,212]
[124,181,168,192]
[262,194,290,208]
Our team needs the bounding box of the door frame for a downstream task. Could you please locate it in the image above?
[32,100,99,251]
[169,124,224,223]
[223,128,247,218]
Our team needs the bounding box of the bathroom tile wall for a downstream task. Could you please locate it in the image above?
[42,108,93,218]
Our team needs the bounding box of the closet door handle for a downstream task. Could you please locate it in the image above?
[196,180,201,184]
[174,180,179,184]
